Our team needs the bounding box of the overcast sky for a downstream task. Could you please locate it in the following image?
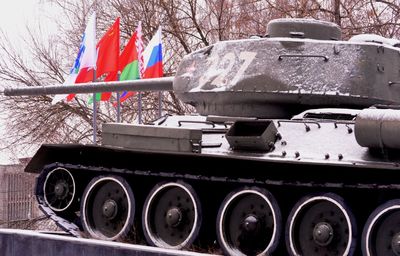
[0,1,56,164]
[0,1,38,30]
[0,1,57,45]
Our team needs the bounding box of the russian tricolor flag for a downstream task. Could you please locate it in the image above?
[143,27,163,78]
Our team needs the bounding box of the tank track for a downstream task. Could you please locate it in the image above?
[36,161,400,252]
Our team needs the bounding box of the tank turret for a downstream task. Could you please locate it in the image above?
[174,18,400,118]
[4,18,400,256]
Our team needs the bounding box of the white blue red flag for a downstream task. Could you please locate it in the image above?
[143,26,163,78]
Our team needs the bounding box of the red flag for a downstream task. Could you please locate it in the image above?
[99,71,118,101]
[92,17,120,102]
[97,17,120,77]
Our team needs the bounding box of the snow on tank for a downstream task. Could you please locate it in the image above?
[349,34,400,47]
[173,18,400,118]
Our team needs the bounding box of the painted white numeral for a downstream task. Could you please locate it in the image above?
[230,51,257,85]
[198,56,219,89]
[198,51,257,90]
[211,52,235,87]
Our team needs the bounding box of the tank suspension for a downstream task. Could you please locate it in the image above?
[286,193,356,256]
[81,175,135,241]
[216,187,281,256]
[362,200,400,256]
[43,167,76,212]
[142,181,201,249]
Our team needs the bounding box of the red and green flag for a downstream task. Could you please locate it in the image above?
[106,23,143,104]
[118,30,140,102]
[116,22,143,103]
[120,32,140,81]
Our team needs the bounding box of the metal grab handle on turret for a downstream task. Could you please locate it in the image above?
[277,120,321,128]
[278,54,329,62]
[388,81,400,86]
[178,120,216,128]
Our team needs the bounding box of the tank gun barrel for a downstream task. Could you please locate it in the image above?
[1,77,174,96]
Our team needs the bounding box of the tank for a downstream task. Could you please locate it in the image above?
[5,18,400,256]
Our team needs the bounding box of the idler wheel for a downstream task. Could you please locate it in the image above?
[81,175,135,241]
[142,181,201,249]
[43,167,76,212]
[362,200,400,256]
[216,187,281,256]
[286,193,356,256]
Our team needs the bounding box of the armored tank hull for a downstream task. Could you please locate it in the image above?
[7,19,400,255]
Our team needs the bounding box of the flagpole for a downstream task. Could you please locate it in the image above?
[138,92,142,124]
[116,71,121,122]
[93,70,97,144]
[158,91,162,118]
[92,10,97,144]
[137,21,143,125]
